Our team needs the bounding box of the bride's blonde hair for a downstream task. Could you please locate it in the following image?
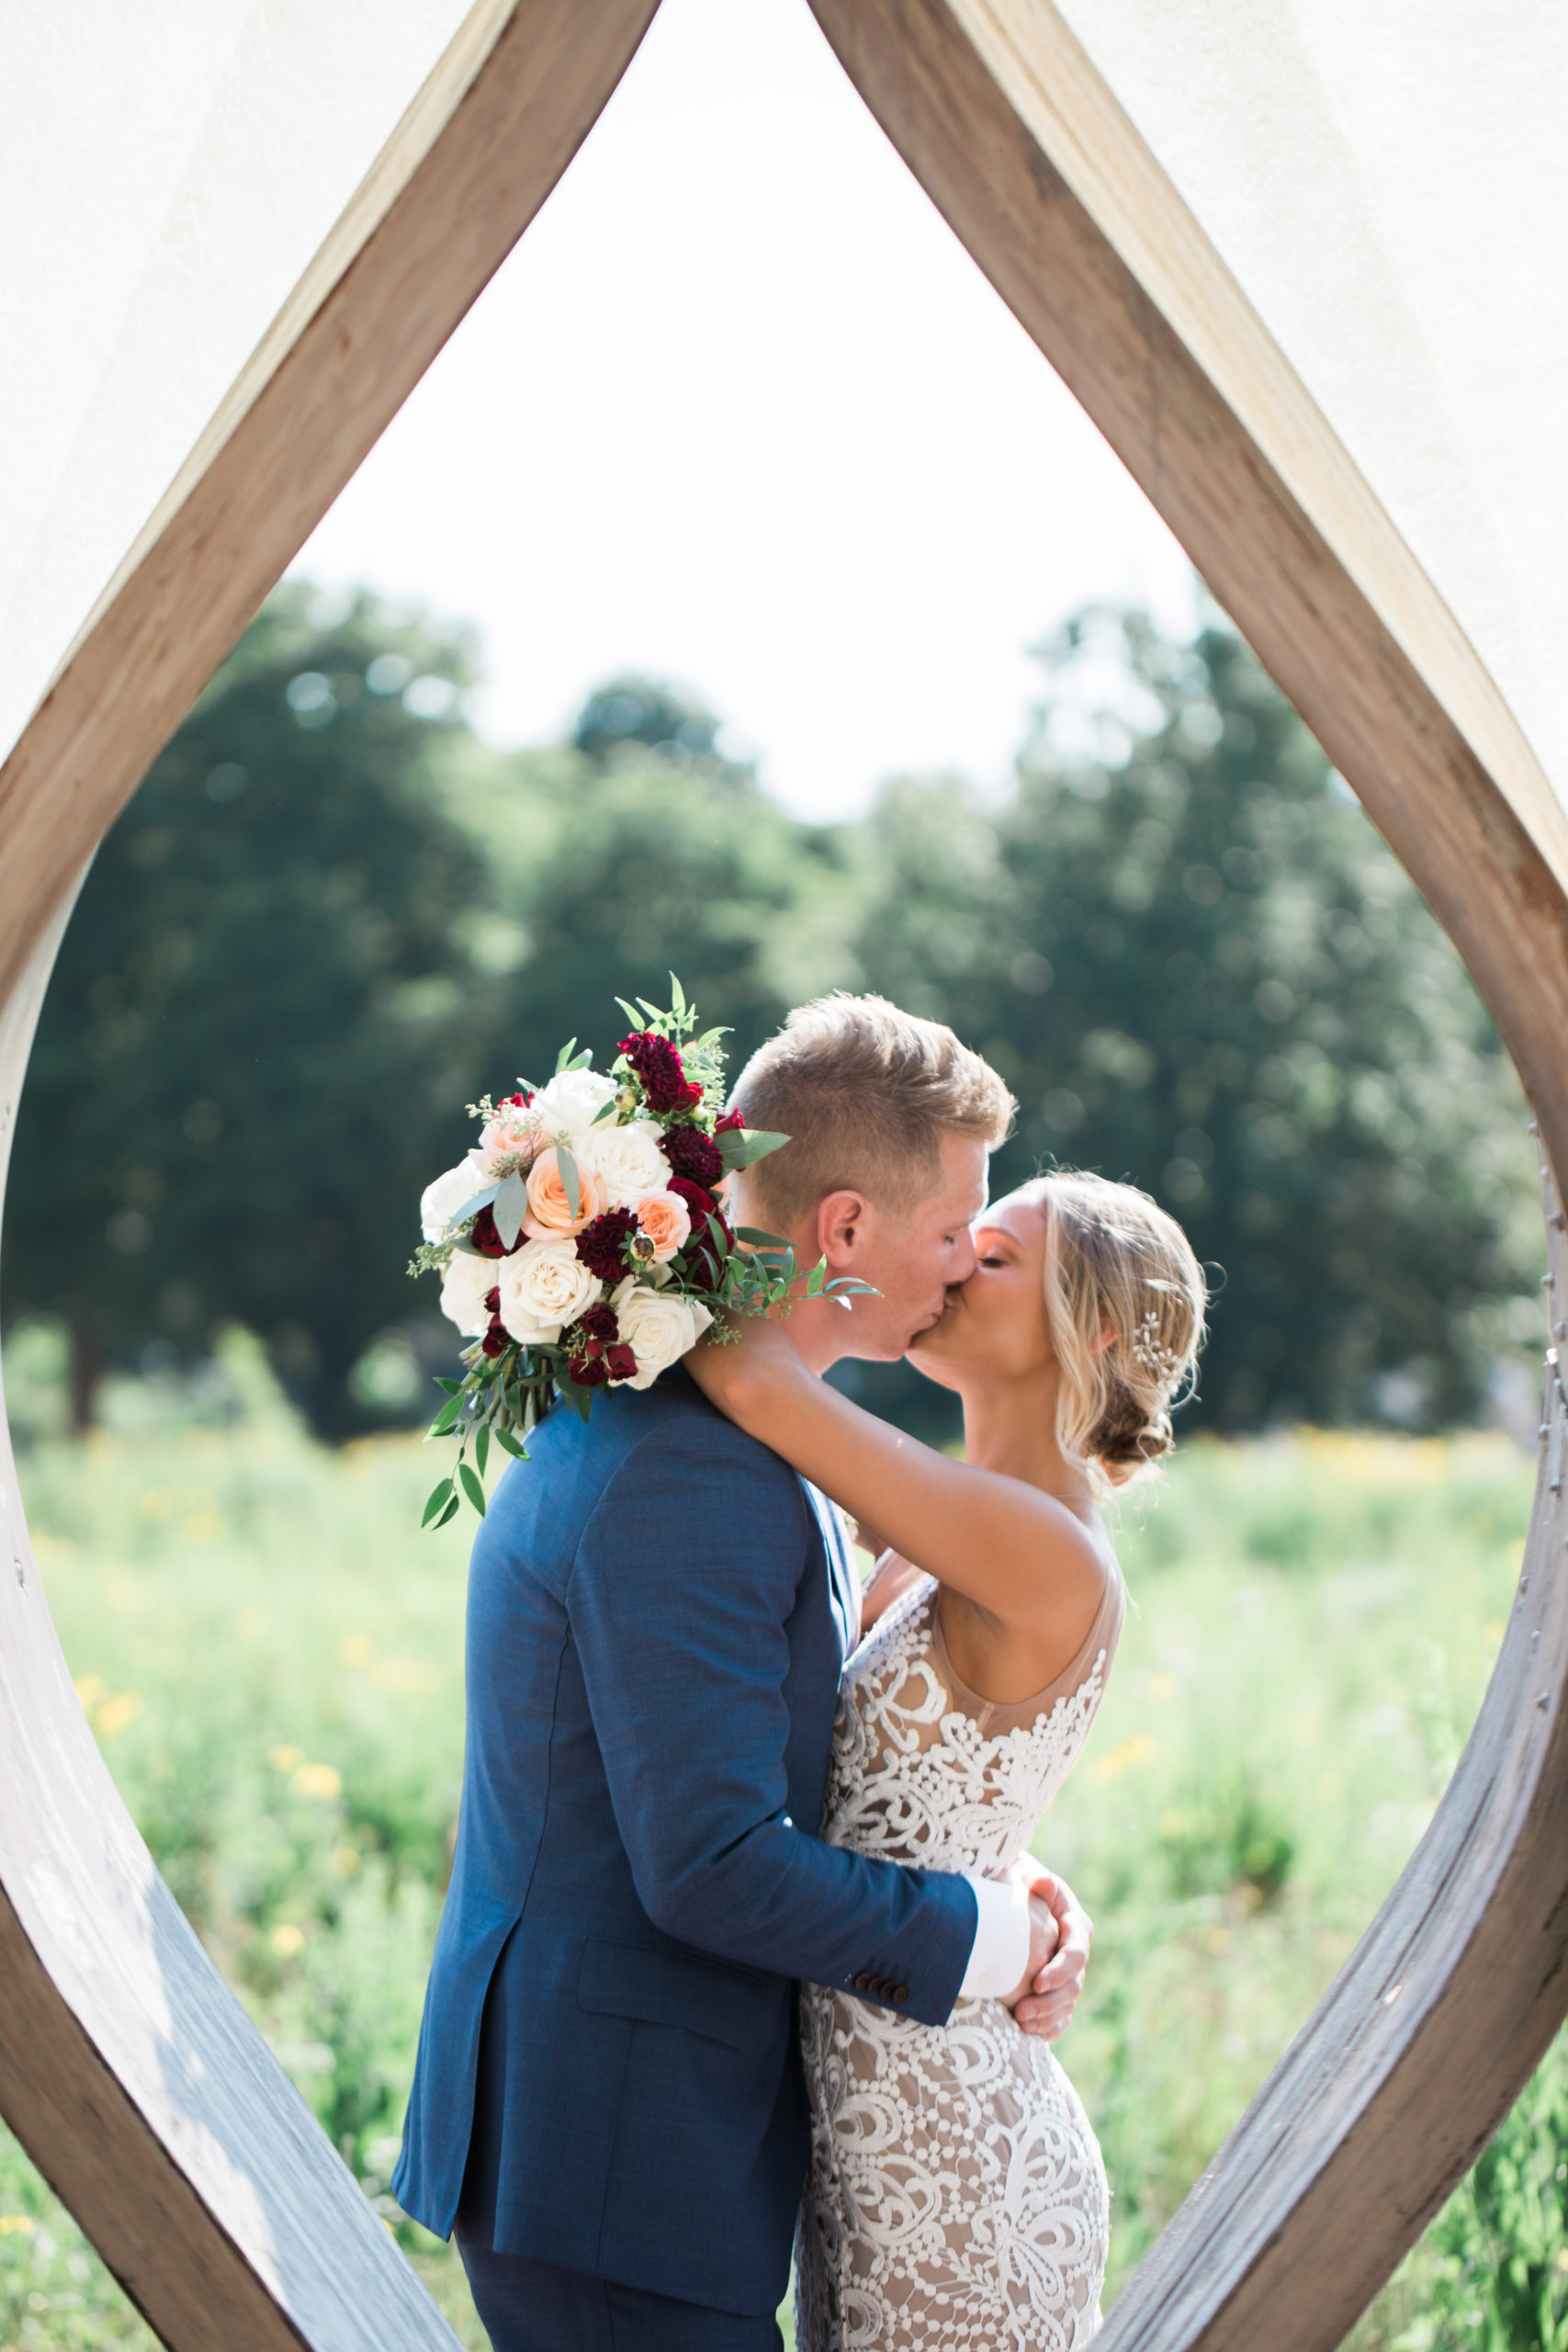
[1021,1170,1207,1488]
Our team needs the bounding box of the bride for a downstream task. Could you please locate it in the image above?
[689,1168,1206,2351]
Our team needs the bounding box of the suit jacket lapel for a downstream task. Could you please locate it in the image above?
[799,1476,860,1663]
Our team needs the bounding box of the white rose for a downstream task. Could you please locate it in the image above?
[530,1068,619,1140]
[496,1237,602,1344]
[609,1275,713,1390]
[439,1249,497,1338]
[421,1156,487,1242]
[578,1118,672,1209]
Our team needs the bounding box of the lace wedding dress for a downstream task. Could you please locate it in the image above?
[795,1566,1124,2352]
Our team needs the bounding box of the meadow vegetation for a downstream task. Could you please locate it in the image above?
[0,1334,1559,2347]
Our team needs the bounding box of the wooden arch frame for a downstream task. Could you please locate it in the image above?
[1,2,1564,2346]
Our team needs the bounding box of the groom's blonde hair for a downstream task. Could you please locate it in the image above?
[728,993,1016,1231]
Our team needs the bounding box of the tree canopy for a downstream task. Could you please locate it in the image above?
[2,586,1543,1441]
[4,587,495,1433]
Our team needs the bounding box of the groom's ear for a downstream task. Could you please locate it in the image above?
[817,1188,871,1269]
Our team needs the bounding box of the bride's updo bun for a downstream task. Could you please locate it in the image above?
[1025,1170,1207,1489]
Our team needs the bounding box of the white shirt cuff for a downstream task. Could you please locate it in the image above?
[957,1870,1032,2000]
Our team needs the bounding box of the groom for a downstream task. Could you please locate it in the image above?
[394,994,1092,2350]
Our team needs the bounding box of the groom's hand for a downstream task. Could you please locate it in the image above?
[1010,1869,1093,2042]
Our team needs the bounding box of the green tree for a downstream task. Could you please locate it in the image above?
[459,736,813,1093]
[572,671,754,787]
[851,608,1543,1430]
[3,585,497,1434]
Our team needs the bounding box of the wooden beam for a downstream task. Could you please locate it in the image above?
[0,3,659,2345]
[803,2,1568,2346]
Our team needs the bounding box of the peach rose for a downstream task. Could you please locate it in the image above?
[522,1146,608,1239]
[636,1189,693,1264]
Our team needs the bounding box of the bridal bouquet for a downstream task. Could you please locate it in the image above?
[411,983,841,1528]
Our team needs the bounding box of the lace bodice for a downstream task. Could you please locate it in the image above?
[796,1566,1123,2352]
[821,1568,1122,1880]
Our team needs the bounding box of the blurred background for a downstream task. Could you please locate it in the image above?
[0,0,1559,2345]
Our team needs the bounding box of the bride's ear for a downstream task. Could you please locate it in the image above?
[817,1188,870,1268]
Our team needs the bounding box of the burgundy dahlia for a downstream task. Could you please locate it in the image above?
[575,1208,639,1283]
[567,1301,626,1388]
[618,1030,703,1114]
[469,1205,522,1258]
[665,1125,724,1189]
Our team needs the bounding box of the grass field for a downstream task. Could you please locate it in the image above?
[0,1338,1554,2348]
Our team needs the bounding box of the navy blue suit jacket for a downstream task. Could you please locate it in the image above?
[393,1368,976,2314]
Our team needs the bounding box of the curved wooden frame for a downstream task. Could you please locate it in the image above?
[0,6,658,2344]
[800,6,1568,2346]
[2,0,1565,2345]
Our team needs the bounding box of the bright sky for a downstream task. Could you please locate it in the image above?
[293,0,1194,820]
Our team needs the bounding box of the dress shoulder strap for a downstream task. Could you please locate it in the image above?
[928,1565,1125,1736]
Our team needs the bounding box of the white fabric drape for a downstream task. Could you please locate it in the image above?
[1045,0,1568,812]
[0,0,473,764]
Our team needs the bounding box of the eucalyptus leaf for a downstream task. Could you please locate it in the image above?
[615,999,646,1031]
[433,1376,461,1396]
[434,1492,461,1530]
[554,1036,579,1074]
[590,1097,620,1125]
[421,1478,455,1527]
[493,1170,527,1250]
[716,1127,790,1172]
[451,1181,500,1221]
[493,1428,526,1460]
[736,1227,790,1249]
[556,1142,581,1223]
[431,1392,465,1437]
[475,1425,491,1480]
[459,1463,488,1518]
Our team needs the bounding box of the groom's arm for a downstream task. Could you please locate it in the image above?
[567,1423,1000,2027]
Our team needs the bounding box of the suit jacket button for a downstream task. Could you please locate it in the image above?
[867,1977,886,1999]
[852,1972,872,1993]
[891,1985,910,2006]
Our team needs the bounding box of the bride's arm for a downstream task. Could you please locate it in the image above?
[685,1317,1105,1651]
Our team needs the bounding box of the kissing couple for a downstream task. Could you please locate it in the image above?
[395,993,1207,2350]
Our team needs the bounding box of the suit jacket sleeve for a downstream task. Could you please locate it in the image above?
[564,1419,977,2028]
